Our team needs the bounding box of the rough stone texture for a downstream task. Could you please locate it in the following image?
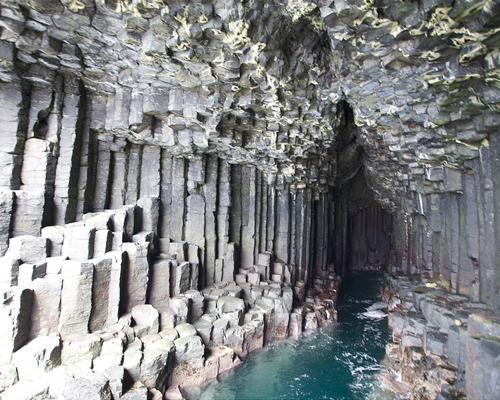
[174,335,205,365]
[140,338,174,391]
[0,287,33,363]
[59,260,94,337]
[171,261,191,296]
[0,194,341,397]
[7,236,47,264]
[0,0,498,398]
[384,276,500,400]
[41,226,65,257]
[0,191,14,255]
[62,224,95,261]
[59,371,113,400]
[147,258,171,312]
[131,304,160,337]
[122,242,150,312]
[28,275,62,339]
[12,335,61,381]
[89,254,120,331]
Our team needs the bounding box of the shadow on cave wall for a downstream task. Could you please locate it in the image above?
[333,101,393,276]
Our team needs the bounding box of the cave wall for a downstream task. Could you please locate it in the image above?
[389,160,498,308]
[0,83,338,288]
[0,96,338,288]
[320,0,500,312]
[0,0,497,309]
[0,2,348,394]
[0,0,340,286]
[0,0,499,397]
[335,172,393,274]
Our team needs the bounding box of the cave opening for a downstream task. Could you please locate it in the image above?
[333,101,393,277]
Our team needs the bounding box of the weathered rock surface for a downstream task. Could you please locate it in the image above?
[0,197,340,398]
[382,276,500,400]
[0,0,498,398]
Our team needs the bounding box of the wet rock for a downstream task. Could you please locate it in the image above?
[288,309,303,339]
[0,0,498,396]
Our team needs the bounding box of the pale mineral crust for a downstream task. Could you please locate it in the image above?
[0,0,498,399]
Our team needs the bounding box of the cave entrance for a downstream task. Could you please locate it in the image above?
[333,101,393,276]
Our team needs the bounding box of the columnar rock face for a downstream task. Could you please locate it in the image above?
[0,196,340,398]
[0,0,499,398]
[383,276,500,400]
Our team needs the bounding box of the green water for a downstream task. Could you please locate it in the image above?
[198,273,392,400]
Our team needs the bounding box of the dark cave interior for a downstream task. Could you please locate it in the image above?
[333,102,393,275]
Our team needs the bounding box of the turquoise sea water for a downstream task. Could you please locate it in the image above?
[198,273,393,400]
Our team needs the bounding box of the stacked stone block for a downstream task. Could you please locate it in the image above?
[0,198,340,398]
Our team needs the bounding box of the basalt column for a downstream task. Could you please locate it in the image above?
[335,172,393,274]
[0,1,499,399]
[333,102,394,275]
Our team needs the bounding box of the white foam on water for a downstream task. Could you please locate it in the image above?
[361,310,387,319]
[367,301,388,311]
